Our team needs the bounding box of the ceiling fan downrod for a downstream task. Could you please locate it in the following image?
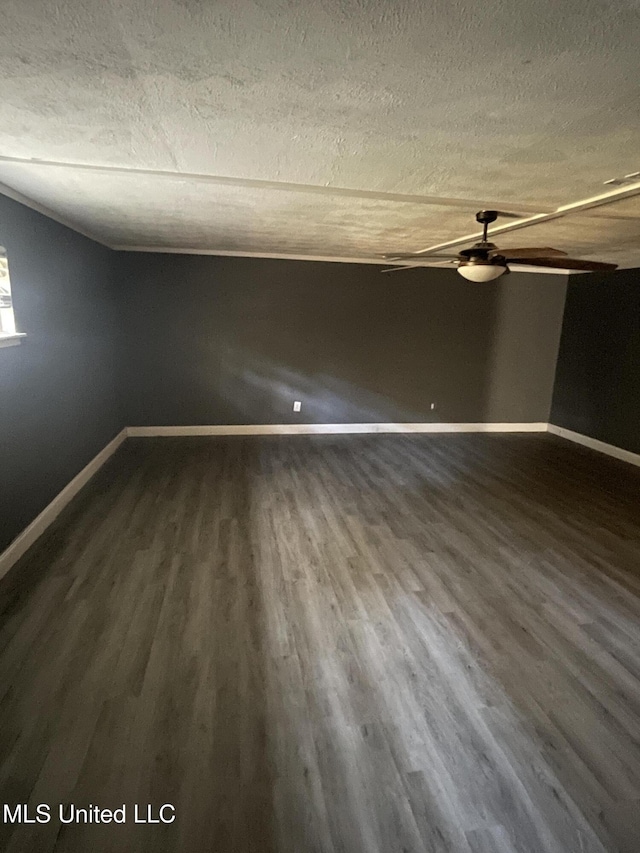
[476,210,499,244]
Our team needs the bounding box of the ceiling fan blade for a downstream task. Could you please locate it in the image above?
[497,247,568,259]
[381,260,457,273]
[382,253,458,261]
[381,264,425,273]
[510,257,618,271]
[493,210,528,219]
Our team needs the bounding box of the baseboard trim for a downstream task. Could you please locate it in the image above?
[0,429,128,581]
[126,422,548,437]
[547,424,640,468]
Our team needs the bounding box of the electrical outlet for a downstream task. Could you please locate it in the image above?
[430,402,436,411]
[293,401,302,412]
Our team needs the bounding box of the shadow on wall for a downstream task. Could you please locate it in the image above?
[215,346,428,424]
[119,257,567,428]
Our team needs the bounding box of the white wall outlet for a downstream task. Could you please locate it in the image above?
[293,401,302,412]
[430,402,436,410]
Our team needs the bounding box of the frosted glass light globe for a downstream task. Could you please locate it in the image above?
[457,263,507,282]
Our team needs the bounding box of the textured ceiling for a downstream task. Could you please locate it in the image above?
[0,0,639,266]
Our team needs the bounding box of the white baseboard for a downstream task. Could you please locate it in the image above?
[126,422,549,437]
[0,429,127,580]
[547,424,640,468]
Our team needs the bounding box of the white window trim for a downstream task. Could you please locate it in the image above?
[0,248,25,346]
[0,332,26,348]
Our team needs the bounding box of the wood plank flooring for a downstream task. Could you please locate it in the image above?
[0,433,639,853]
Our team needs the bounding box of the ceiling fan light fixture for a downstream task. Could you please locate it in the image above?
[457,262,507,282]
[382,208,617,278]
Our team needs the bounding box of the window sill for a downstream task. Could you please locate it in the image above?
[0,333,26,349]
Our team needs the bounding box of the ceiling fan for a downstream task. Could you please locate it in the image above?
[382,210,618,281]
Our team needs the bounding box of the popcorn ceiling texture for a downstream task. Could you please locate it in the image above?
[0,0,638,264]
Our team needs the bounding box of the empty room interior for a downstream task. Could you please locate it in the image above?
[1,1,640,852]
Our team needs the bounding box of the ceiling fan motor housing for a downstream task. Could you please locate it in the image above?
[458,243,506,267]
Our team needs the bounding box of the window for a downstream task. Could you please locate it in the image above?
[0,249,24,346]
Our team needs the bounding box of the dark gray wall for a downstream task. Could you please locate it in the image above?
[551,268,640,453]
[118,254,567,426]
[0,194,122,552]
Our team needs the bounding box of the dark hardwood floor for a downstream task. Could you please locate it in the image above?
[1,434,639,853]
